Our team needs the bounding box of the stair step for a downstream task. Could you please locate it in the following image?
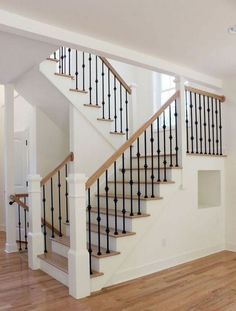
[46,57,59,63]
[69,88,88,94]
[38,252,103,278]
[132,154,176,159]
[121,166,182,171]
[89,223,136,238]
[84,104,101,108]
[97,118,114,122]
[91,207,150,219]
[108,180,175,185]
[110,131,125,136]
[54,72,74,79]
[51,236,120,258]
[96,193,163,201]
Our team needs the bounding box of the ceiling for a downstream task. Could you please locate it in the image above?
[0,31,56,83]
[0,0,236,79]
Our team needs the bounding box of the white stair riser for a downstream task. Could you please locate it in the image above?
[107,183,161,197]
[90,211,134,232]
[117,168,173,181]
[51,240,69,258]
[90,230,133,250]
[131,155,177,167]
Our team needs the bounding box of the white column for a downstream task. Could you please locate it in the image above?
[175,76,187,188]
[129,83,138,134]
[27,174,44,270]
[67,173,90,299]
[4,84,17,253]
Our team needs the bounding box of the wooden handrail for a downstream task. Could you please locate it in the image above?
[185,86,225,102]
[15,193,28,198]
[10,194,61,236]
[86,90,180,189]
[99,56,132,95]
[41,152,74,186]
[10,195,29,211]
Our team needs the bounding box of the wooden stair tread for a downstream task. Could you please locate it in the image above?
[132,154,176,159]
[38,252,68,273]
[97,118,114,122]
[54,73,74,79]
[91,207,150,219]
[186,153,227,158]
[89,223,136,238]
[69,88,88,94]
[110,131,125,135]
[51,236,120,259]
[84,104,101,108]
[108,180,175,185]
[121,166,182,171]
[96,193,162,201]
[46,57,59,63]
[38,252,103,278]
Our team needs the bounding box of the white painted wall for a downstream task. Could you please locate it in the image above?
[0,86,5,231]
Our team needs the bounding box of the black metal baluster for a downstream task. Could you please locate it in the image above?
[95,56,98,106]
[82,52,85,91]
[175,100,179,167]
[163,111,167,181]
[169,104,173,166]
[219,101,223,155]
[203,95,207,154]
[105,170,110,253]
[215,99,219,155]
[122,153,127,232]
[211,97,215,154]
[185,90,189,154]
[42,185,47,253]
[87,189,92,274]
[97,179,101,255]
[65,164,69,223]
[114,77,117,132]
[190,92,194,153]
[53,51,56,60]
[18,204,22,251]
[64,47,66,75]
[157,117,161,182]
[114,162,118,234]
[199,95,203,154]
[59,47,62,74]
[108,69,111,119]
[61,47,64,74]
[207,97,211,154]
[24,197,27,250]
[144,130,148,197]
[125,91,129,140]
[137,138,141,215]
[102,61,105,118]
[129,146,134,215]
[194,93,198,153]
[150,124,155,197]
[75,50,78,90]
[89,54,92,105]
[50,177,55,238]
[58,171,62,237]
[68,48,71,76]
[120,84,123,133]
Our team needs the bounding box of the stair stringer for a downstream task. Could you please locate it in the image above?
[40,60,126,150]
[90,170,182,292]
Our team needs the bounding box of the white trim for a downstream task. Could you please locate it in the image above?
[110,244,225,286]
[0,9,222,89]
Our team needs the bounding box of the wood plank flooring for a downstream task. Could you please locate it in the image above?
[1,231,236,310]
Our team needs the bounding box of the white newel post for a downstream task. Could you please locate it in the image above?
[175,76,187,188]
[67,173,90,299]
[4,84,17,253]
[129,83,138,134]
[27,174,44,270]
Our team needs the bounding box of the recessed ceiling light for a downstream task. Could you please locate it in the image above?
[228,25,236,34]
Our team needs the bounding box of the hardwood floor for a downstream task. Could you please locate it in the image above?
[1,231,236,310]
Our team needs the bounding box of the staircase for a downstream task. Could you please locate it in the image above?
[10,46,226,299]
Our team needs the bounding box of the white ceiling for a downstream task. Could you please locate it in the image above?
[0,31,57,83]
[0,0,236,79]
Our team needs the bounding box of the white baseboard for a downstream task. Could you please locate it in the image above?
[109,244,225,286]
[225,243,236,252]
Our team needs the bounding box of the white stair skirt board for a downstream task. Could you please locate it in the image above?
[40,60,125,150]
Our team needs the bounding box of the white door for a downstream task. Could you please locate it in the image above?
[14,130,29,194]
